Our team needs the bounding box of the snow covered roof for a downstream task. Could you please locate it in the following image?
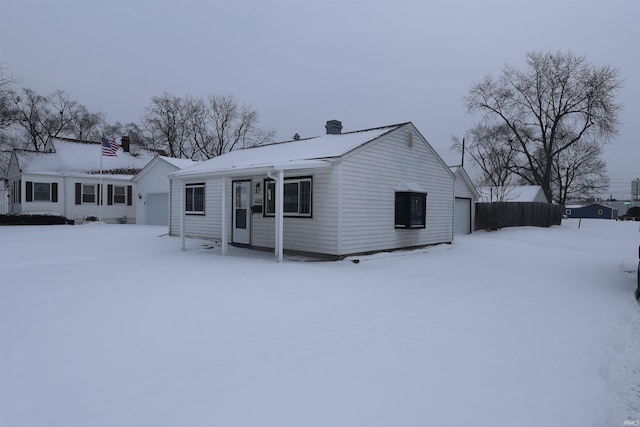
[172,123,407,178]
[160,156,199,169]
[131,155,199,182]
[479,185,547,203]
[14,137,159,177]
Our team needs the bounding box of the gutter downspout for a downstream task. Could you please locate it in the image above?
[221,177,228,255]
[180,181,186,250]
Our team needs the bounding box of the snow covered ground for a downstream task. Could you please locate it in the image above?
[1,219,639,427]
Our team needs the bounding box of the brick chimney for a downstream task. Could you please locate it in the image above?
[325,120,342,135]
[120,136,130,153]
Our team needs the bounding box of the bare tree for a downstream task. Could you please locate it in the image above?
[142,92,274,159]
[197,94,274,158]
[142,92,192,158]
[0,63,18,130]
[13,89,89,151]
[465,50,623,203]
[68,105,106,141]
[552,137,608,204]
[455,123,522,201]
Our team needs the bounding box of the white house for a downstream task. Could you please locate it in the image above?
[131,156,198,225]
[6,136,159,223]
[169,120,456,261]
[450,166,480,235]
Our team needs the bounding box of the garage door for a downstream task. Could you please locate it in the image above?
[146,193,169,226]
[454,197,471,235]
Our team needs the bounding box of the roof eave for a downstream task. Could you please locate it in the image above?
[170,159,334,181]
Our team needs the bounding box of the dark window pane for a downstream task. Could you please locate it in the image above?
[283,182,298,213]
[299,180,311,214]
[266,182,275,214]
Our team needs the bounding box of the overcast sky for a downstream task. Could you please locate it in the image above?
[2,0,638,198]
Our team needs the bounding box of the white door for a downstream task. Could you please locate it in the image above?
[454,197,472,235]
[232,181,251,245]
[146,193,169,225]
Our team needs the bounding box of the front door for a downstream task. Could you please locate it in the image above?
[232,180,251,245]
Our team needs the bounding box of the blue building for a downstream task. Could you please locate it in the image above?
[565,203,618,219]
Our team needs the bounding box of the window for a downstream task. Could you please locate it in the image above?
[106,184,132,206]
[25,181,57,203]
[82,185,96,203]
[395,192,426,229]
[113,186,126,204]
[185,183,205,214]
[565,209,571,215]
[598,209,603,216]
[13,180,21,203]
[34,182,51,201]
[264,177,312,217]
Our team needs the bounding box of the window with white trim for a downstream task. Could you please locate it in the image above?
[82,184,96,204]
[33,182,51,201]
[185,183,205,214]
[113,186,126,204]
[395,192,426,229]
[264,177,312,217]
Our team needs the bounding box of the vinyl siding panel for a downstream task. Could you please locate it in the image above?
[339,125,454,255]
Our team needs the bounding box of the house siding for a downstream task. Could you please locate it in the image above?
[170,178,222,239]
[63,177,135,223]
[133,160,178,225]
[339,125,454,255]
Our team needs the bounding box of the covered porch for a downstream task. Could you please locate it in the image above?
[174,160,333,262]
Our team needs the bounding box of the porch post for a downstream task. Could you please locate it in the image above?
[275,170,284,262]
[221,177,228,255]
[180,181,186,250]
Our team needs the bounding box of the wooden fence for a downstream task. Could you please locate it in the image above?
[475,202,564,230]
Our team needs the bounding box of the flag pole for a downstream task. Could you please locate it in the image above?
[99,139,103,223]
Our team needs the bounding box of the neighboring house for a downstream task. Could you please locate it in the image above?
[479,185,548,203]
[131,156,198,226]
[6,136,159,223]
[565,203,618,220]
[450,166,480,235]
[170,120,456,261]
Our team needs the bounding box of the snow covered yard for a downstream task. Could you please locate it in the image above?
[1,219,639,427]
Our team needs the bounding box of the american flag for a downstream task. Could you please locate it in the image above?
[101,138,119,156]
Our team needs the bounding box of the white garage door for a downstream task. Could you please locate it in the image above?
[146,193,169,226]
[454,197,472,235]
